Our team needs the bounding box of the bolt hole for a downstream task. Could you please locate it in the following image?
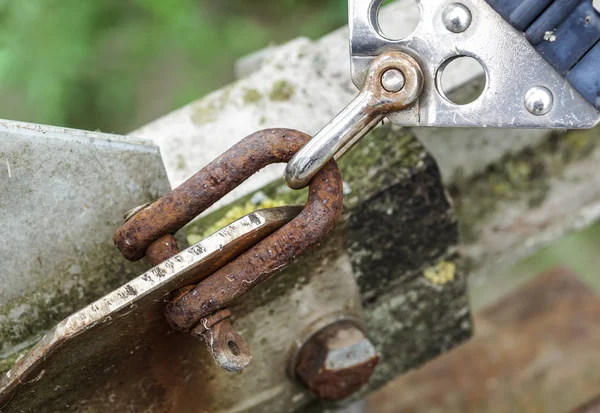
[228,340,241,356]
[376,0,420,40]
[437,56,486,105]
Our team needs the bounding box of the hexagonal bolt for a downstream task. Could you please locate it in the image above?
[295,320,379,401]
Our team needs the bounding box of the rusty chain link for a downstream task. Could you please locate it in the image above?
[113,128,344,371]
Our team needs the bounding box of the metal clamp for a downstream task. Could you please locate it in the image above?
[114,128,344,371]
[163,132,344,331]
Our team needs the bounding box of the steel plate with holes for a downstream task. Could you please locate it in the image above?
[350,0,600,128]
[0,206,301,413]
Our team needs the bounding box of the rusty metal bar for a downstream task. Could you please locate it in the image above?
[114,129,320,261]
[145,234,181,265]
[145,235,252,372]
[165,156,343,331]
[113,128,343,370]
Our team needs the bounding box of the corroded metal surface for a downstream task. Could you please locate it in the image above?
[206,222,367,412]
[0,207,300,413]
[146,234,182,265]
[114,128,331,261]
[146,233,252,372]
[196,311,253,373]
[2,122,467,411]
[368,268,600,413]
[114,127,343,368]
[295,320,379,401]
[165,156,343,331]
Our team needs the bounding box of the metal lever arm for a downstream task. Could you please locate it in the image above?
[284,51,424,190]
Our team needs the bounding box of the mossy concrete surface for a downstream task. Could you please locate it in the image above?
[342,125,468,401]
[452,125,600,284]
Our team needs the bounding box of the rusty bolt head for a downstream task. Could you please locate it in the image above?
[295,320,379,401]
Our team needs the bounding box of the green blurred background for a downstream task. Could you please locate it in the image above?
[1,0,599,300]
[0,0,347,133]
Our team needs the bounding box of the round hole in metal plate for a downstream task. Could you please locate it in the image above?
[594,0,600,12]
[376,0,420,40]
[228,340,241,356]
[437,56,486,105]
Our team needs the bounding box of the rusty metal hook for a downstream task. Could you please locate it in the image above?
[164,142,344,331]
[114,128,344,371]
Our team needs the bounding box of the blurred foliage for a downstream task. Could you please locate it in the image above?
[0,0,347,132]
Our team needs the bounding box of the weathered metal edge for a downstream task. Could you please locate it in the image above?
[0,118,156,150]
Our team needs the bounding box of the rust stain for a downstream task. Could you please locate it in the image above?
[145,233,251,372]
[146,235,181,266]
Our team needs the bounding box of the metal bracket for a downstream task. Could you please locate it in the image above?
[349,0,600,128]
[0,207,300,413]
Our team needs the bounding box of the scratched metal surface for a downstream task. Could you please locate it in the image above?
[0,207,301,413]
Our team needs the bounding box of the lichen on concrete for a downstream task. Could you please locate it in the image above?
[337,124,426,208]
[269,80,295,101]
[424,261,456,285]
[175,154,187,171]
[190,102,218,125]
[450,127,600,244]
[337,124,469,405]
[243,88,262,104]
[363,267,470,391]
[190,85,238,126]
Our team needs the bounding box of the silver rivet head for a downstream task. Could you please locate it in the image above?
[381,69,405,93]
[525,87,554,116]
[442,3,472,33]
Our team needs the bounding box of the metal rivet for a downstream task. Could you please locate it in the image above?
[381,68,405,93]
[543,30,557,42]
[442,3,472,33]
[525,87,554,116]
